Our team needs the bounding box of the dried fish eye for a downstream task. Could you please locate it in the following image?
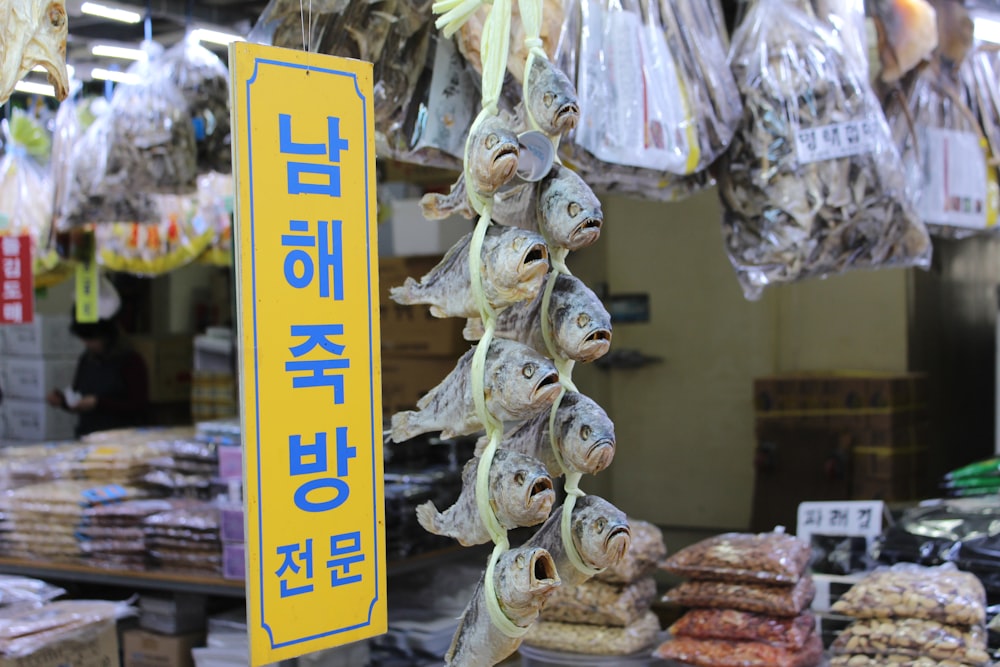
[523,364,536,379]
[486,133,499,149]
[596,518,607,532]
[567,202,582,217]
[516,554,527,568]
[576,313,591,328]
[580,425,592,441]
[515,471,527,485]
[543,92,555,108]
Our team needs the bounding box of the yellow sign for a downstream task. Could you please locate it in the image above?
[229,42,386,666]
[75,261,99,323]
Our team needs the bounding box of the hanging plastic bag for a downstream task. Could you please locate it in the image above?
[884,59,998,237]
[960,41,1000,217]
[0,110,63,283]
[196,173,235,267]
[154,36,231,175]
[719,0,931,300]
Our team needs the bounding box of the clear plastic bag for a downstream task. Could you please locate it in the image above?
[596,520,667,584]
[0,576,64,607]
[831,656,983,667]
[884,59,998,237]
[664,574,816,617]
[523,610,661,655]
[540,576,656,626]
[669,609,816,650]
[830,563,986,626]
[654,634,824,667]
[962,42,1000,184]
[154,36,231,174]
[831,618,990,665]
[662,532,811,585]
[719,0,931,300]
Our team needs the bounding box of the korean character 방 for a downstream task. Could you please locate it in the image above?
[286,324,350,402]
[281,219,344,300]
[327,531,364,587]
[276,539,314,597]
[278,113,349,197]
[289,427,357,513]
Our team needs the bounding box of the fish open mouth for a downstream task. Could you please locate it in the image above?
[523,243,548,266]
[555,103,580,130]
[532,370,562,405]
[577,329,612,362]
[605,524,632,550]
[493,143,519,164]
[586,440,616,471]
[569,217,603,248]
[530,476,554,498]
[530,550,558,586]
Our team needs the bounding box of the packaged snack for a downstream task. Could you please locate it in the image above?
[522,610,661,655]
[664,574,816,617]
[670,609,815,650]
[831,656,981,667]
[654,633,824,667]
[831,564,986,626]
[596,519,667,584]
[831,618,989,665]
[540,576,656,626]
[719,0,931,299]
[662,531,810,585]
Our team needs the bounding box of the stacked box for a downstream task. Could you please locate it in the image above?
[0,315,81,445]
[751,373,929,531]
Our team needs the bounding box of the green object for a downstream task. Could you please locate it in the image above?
[946,458,1000,481]
[943,476,1000,490]
[954,487,1000,498]
[7,110,51,160]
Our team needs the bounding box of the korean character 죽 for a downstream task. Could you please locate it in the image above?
[286,324,350,402]
[327,532,364,587]
[276,539,314,597]
[279,113,348,197]
[289,427,357,512]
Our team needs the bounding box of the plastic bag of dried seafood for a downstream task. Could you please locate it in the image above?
[154,35,231,174]
[719,0,931,300]
[961,41,999,185]
[884,59,998,238]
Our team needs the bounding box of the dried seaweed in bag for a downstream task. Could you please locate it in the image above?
[155,36,231,175]
[719,0,931,300]
[885,59,997,237]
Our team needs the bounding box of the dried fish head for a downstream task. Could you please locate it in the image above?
[570,495,631,570]
[553,392,616,475]
[486,339,561,421]
[468,115,520,195]
[537,165,603,251]
[0,0,70,103]
[490,450,555,528]
[482,227,550,311]
[524,57,580,136]
[549,275,612,363]
[496,546,561,612]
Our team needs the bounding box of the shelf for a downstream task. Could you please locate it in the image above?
[0,545,480,598]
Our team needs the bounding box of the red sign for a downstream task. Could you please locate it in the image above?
[0,235,34,325]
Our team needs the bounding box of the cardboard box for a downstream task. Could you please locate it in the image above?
[853,446,927,480]
[217,445,243,481]
[852,475,923,502]
[220,506,244,543]
[222,543,245,581]
[0,621,119,667]
[755,408,928,450]
[755,373,927,413]
[0,315,83,358]
[123,629,204,667]
[132,336,194,404]
[379,257,467,357]
[0,357,77,401]
[381,355,457,417]
[382,199,471,257]
[0,398,75,442]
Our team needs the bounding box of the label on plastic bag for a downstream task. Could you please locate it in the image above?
[795,119,879,164]
[412,37,477,159]
[918,127,991,230]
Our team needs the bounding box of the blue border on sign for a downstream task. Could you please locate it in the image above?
[245,56,380,650]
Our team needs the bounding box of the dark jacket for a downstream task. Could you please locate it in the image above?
[72,343,150,437]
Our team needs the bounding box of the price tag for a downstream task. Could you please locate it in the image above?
[917,127,991,230]
[795,119,879,165]
[797,500,884,541]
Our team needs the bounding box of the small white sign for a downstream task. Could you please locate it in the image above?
[918,127,990,230]
[795,119,879,165]
[797,500,884,542]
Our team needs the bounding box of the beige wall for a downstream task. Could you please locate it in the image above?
[586,189,910,530]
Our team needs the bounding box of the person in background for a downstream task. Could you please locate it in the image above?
[46,278,150,437]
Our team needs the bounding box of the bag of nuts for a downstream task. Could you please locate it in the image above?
[830,564,986,627]
[669,609,816,650]
[830,618,990,666]
[661,531,811,585]
[664,574,816,617]
[831,656,984,667]
[654,633,824,667]
[540,576,657,627]
[596,520,667,584]
[523,610,661,655]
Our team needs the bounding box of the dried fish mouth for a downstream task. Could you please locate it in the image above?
[554,102,580,131]
[586,440,615,472]
[578,328,611,362]
[530,549,558,588]
[569,217,602,248]
[532,371,561,404]
[605,524,631,551]
[520,243,549,275]
[526,476,555,511]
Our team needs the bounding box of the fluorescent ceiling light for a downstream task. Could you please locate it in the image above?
[190,28,243,46]
[91,68,140,84]
[14,81,56,97]
[80,2,141,24]
[91,44,146,60]
[975,17,1000,44]
[32,64,75,77]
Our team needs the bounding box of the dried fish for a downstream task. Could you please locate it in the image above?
[719,0,930,299]
[389,226,549,318]
[416,450,555,546]
[464,273,612,364]
[871,0,939,82]
[525,495,631,587]
[445,546,560,666]
[0,0,69,104]
[475,391,616,477]
[523,56,580,137]
[390,338,561,442]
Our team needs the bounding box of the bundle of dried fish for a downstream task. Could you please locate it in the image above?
[0,0,69,104]
[155,37,231,174]
[870,0,939,83]
[719,0,931,299]
[884,59,996,237]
